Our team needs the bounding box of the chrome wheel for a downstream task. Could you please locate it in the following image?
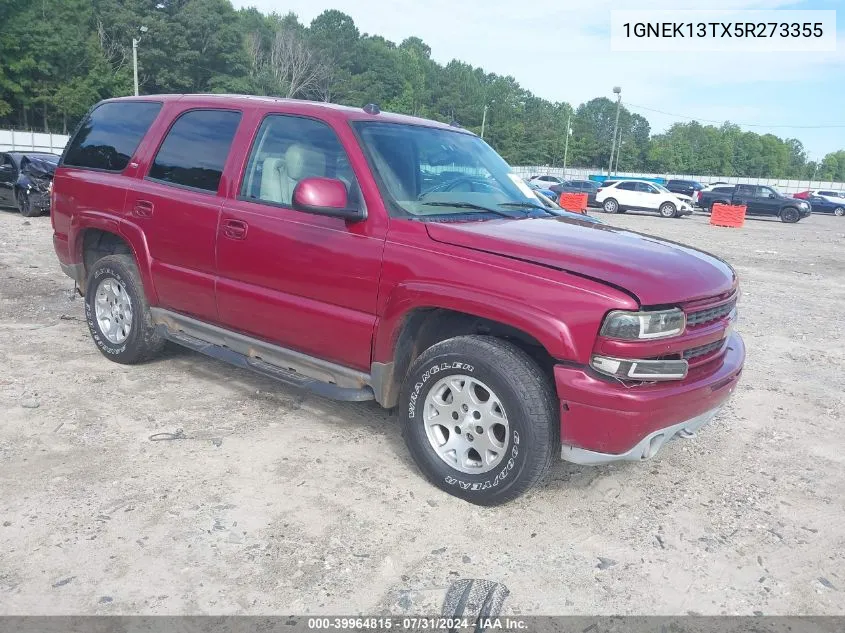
[94,277,133,345]
[603,198,618,213]
[659,203,676,218]
[423,374,509,474]
[835,207,845,217]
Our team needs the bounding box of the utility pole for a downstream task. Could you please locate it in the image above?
[132,26,149,97]
[614,135,622,174]
[562,113,572,177]
[608,86,622,175]
[481,100,494,139]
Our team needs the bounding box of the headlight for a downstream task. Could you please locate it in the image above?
[599,308,686,340]
[591,356,688,381]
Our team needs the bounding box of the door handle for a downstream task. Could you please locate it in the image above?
[222,218,248,240]
[134,200,154,218]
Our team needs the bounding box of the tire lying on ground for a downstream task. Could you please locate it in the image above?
[399,335,558,506]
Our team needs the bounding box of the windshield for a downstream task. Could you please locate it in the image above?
[653,183,671,193]
[354,121,545,217]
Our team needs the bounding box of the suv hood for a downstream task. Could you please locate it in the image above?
[426,217,736,305]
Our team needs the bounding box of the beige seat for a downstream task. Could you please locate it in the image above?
[259,144,326,205]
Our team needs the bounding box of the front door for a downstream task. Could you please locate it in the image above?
[124,108,243,322]
[754,186,784,217]
[0,154,17,207]
[216,113,386,372]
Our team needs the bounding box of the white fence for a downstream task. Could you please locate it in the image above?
[0,130,70,154]
[1,130,841,195]
[512,165,845,196]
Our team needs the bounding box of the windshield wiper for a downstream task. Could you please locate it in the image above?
[498,201,555,215]
[421,202,520,218]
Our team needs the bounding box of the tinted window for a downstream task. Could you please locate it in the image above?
[148,109,241,192]
[818,190,835,196]
[618,182,638,191]
[241,114,361,209]
[714,186,734,193]
[63,101,162,172]
[758,186,777,198]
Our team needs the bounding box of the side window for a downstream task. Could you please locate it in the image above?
[63,101,162,172]
[240,114,361,209]
[757,186,776,198]
[636,182,656,193]
[714,186,734,193]
[618,182,638,191]
[0,155,15,182]
[148,109,241,193]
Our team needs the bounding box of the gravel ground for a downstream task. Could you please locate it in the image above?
[0,207,843,616]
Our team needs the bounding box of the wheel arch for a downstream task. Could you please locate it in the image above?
[371,290,575,409]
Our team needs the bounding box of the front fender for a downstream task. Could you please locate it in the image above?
[373,280,579,365]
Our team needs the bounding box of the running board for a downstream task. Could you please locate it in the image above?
[150,308,375,402]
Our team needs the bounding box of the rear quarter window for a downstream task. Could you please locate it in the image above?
[62,101,162,172]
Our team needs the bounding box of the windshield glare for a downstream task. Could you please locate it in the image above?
[354,122,540,216]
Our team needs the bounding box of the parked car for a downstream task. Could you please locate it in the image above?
[0,151,60,217]
[527,174,565,189]
[548,179,601,207]
[807,194,845,216]
[794,189,845,202]
[665,179,704,198]
[51,95,744,505]
[595,179,693,218]
[697,184,810,223]
[525,179,557,200]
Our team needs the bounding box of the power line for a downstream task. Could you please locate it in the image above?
[624,102,845,130]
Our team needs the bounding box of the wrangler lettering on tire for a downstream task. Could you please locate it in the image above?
[399,335,558,506]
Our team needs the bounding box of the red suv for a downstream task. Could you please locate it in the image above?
[51,95,745,505]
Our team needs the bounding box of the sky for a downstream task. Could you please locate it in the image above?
[232,0,845,160]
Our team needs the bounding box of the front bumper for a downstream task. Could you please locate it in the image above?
[561,407,718,464]
[555,331,744,462]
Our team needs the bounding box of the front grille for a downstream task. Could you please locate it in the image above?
[687,298,736,327]
[683,339,724,360]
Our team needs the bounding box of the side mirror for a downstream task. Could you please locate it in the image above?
[292,177,365,222]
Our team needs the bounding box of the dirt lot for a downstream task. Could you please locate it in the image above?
[0,207,843,616]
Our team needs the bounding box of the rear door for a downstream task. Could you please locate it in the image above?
[123,107,243,322]
[732,184,760,213]
[215,112,386,371]
[615,181,640,208]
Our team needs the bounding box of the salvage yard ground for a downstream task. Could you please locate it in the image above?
[0,209,843,615]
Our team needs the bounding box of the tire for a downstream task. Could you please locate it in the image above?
[84,254,165,364]
[659,202,677,218]
[602,198,619,214]
[399,335,558,506]
[17,191,40,218]
[780,207,800,223]
[834,207,845,217]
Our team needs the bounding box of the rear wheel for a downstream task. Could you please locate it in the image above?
[834,207,844,217]
[17,191,40,218]
[602,198,619,214]
[659,202,677,218]
[399,335,558,506]
[84,254,165,364]
[781,207,800,223]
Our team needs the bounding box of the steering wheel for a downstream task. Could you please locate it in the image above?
[419,176,505,199]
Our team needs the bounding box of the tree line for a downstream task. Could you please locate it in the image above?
[2,0,843,181]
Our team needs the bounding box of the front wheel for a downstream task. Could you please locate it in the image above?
[17,191,41,218]
[602,198,619,214]
[659,202,677,218]
[399,335,558,506]
[834,207,845,217]
[781,207,800,223]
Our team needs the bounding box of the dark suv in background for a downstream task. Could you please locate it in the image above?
[665,179,704,198]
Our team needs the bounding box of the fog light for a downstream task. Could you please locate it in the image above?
[591,355,688,381]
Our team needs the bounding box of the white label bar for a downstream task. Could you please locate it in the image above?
[610,10,837,52]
